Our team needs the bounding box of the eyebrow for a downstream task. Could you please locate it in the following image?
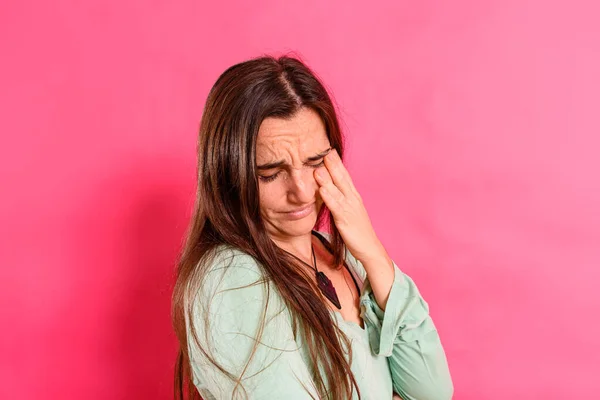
[256,147,333,170]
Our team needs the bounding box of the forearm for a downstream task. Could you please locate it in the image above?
[358,243,396,311]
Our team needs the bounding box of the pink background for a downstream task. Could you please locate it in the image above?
[2,1,599,399]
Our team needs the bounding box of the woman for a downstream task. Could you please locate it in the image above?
[171,55,453,400]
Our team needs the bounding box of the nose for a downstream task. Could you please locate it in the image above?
[286,167,318,204]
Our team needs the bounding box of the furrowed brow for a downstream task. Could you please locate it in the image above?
[256,147,332,170]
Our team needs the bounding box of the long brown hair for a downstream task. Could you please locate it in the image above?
[171,54,360,399]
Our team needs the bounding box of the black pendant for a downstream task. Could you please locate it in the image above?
[316,271,342,309]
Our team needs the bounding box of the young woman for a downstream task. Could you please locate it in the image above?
[171,55,453,400]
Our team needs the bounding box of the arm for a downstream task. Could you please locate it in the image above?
[186,249,318,400]
[351,253,454,400]
[312,145,453,399]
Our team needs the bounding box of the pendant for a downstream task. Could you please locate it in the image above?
[316,271,342,309]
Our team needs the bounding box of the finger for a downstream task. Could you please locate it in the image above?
[313,164,334,187]
[314,168,345,213]
[318,183,345,217]
[323,149,359,197]
[314,167,344,201]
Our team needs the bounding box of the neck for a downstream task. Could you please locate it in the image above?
[270,231,314,263]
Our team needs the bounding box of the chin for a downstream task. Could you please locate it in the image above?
[279,215,318,237]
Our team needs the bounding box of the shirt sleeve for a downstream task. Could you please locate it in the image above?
[186,249,319,400]
[357,259,454,400]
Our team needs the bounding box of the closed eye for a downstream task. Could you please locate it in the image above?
[258,159,325,183]
[258,171,281,183]
[310,160,325,168]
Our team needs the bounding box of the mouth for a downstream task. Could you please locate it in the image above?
[282,202,315,219]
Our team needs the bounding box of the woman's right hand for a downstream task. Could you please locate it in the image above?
[392,393,403,400]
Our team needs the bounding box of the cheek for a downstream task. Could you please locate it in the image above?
[258,183,284,213]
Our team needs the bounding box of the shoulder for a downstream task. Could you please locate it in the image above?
[205,245,264,283]
[188,245,287,336]
[198,245,268,304]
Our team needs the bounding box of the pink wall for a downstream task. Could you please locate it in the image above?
[2,1,599,399]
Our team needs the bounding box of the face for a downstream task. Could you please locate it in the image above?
[256,107,331,240]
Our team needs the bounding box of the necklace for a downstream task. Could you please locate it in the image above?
[282,242,342,310]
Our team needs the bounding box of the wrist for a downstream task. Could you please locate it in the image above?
[358,245,392,270]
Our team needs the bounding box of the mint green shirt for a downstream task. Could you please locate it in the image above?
[186,231,453,399]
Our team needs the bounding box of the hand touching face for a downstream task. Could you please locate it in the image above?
[313,147,383,263]
[255,107,330,239]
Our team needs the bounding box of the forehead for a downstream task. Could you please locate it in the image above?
[256,108,329,159]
